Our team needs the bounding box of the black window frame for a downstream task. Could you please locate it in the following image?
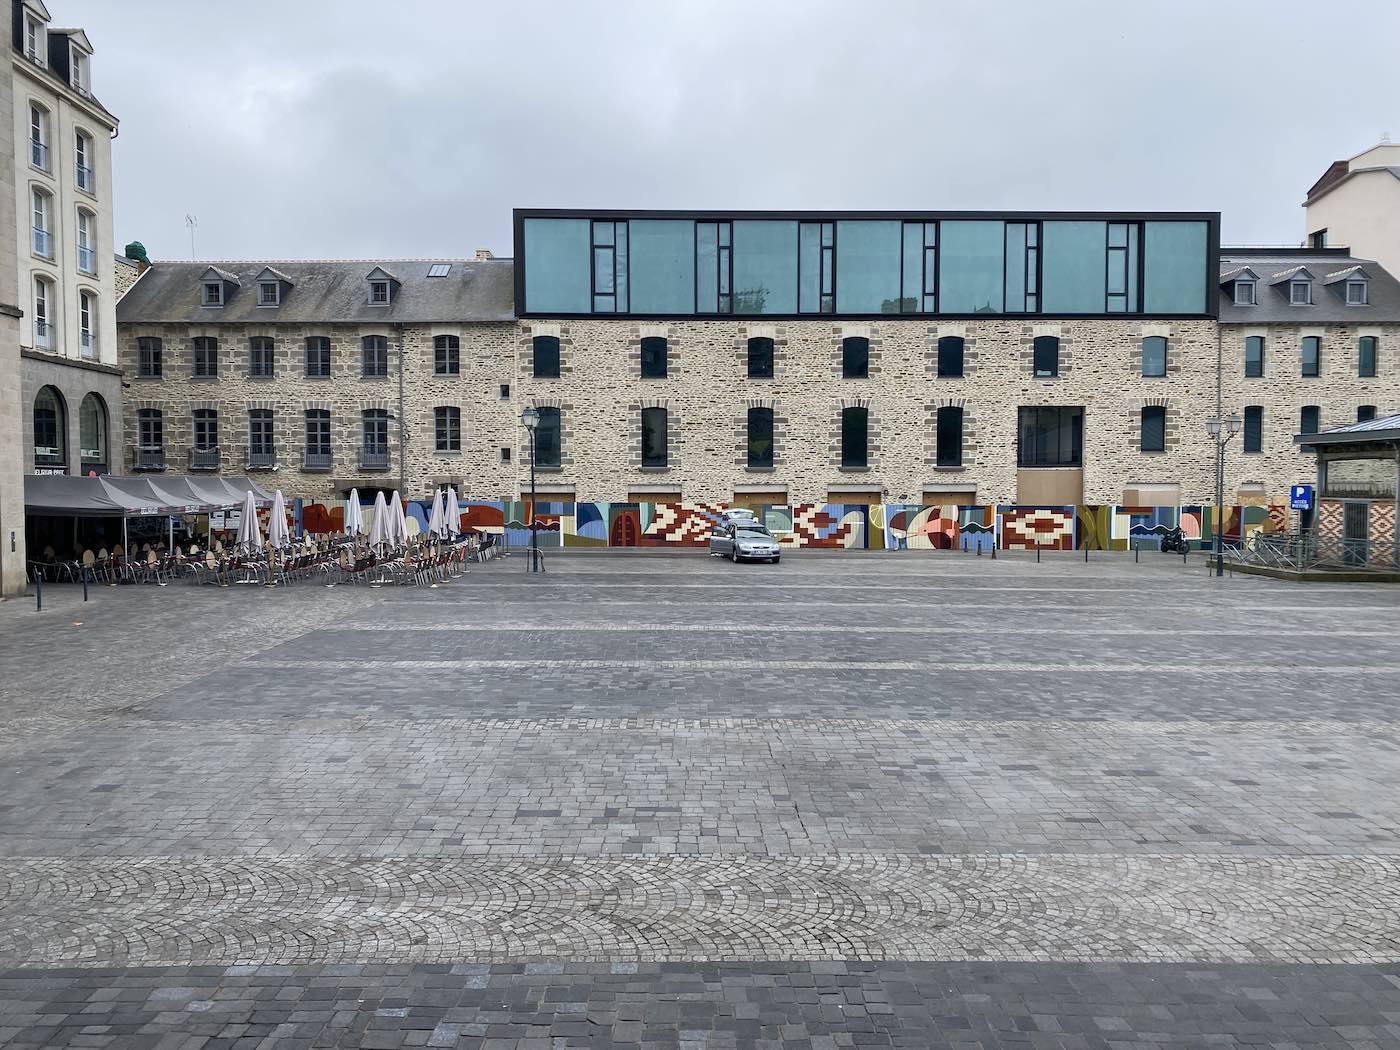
[746,406,774,469]
[191,336,218,378]
[248,408,274,457]
[1243,405,1263,453]
[137,336,162,378]
[305,336,332,378]
[434,406,461,452]
[534,406,561,468]
[640,336,668,379]
[192,407,218,450]
[1244,335,1265,378]
[746,336,774,379]
[532,335,561,379]
[799,220,836,314]
[361,335,389,378]
[1299,405,1320,436]
[1141,336,1167,378]
[248,336,275,378]
[434,334,460,376]
[304,409,331,456]
[899,221,938,314]
[936,336,964,378]
[1003,221,1039,314]
[1016,405,1083,468]
[935,405,963,467]
[1358,335,1378,378]
[33,387,63,464]
[361,408,389,455]
[1301,336,1321,378]
[1140,405,1166,453]
[842,336,870,379]
[591,219,629,313]
[1105,221,1141,313]
[640,406,668,468]
[1032,335,1059,378]
[840,406,869,469]
[695,220,733,314]
[137,407,163,449]
[1358,405,1377,423]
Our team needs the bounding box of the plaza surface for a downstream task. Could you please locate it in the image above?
[1,553,1399,1049]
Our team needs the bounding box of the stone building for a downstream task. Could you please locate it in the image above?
[113,257,516,502]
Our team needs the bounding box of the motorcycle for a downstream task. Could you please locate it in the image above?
[1160,526,1189,554]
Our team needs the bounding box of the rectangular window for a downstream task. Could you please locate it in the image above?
[249,336,274,378]
[1244,335,1264,378]
[192,337,218,378]
[936,336,964,378]
[591,220,629,313]
[640,336,667,379]
[1346,280,1367,305]
[900,222,937,313]
[137,409,163,450]
[1234,280,1255,305]
[797,221,836,314]
[1290,280,1311,305]
[258,282,279,306]
[76,211,94,273]
[434,406,461,452]
[532,336,560,378]
[840,406,868,469]
[305,336,332,377]
[1301,336,1320,377]
[1358,405,1377,423]
[203,282,222,306]
[935,406,963,467]
[534,407,561,468]
[1140,406,1166,452]
[1141,336,1167,378]
[369,281,389,305]
[1358,336,1378,378]
[939,220,1004,314]
[361,335,388,378]
[1016,406,1083,467]
[834,220,901,314]
[192,409,218,450]
[499,383,510,399]
[1004,222,1039,313]
[1300,405,1320,436]
[732,220,798,314]
[75,132,94,192]
[434,335,460,376]
[361,410,389,467]
[137,336,162,378]
[842,337,869,379]
[641,407,668,468]
[1105,222,1141,312]
[1243,405,1263,453]
[747,406,774,469]
[628,219,695,313]
[1032,336,1059,378]
[695,220,732,314]
[304,410,331,460]
[249,410,275,462]
[746,337,774,379]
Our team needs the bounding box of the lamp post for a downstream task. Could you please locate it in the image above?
[520,405,539,573]
[1205,413,1244,577]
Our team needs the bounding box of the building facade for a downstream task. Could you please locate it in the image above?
[1303,142,1400,278]
[12,0,120,495]
[0,3,23,596]
[114,212,1400,514]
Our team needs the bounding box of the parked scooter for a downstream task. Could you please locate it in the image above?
[1160,525,1189,554]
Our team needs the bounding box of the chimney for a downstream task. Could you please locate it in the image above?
[474,249,494,261]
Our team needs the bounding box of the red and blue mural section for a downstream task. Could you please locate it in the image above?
[295,498,1288,551]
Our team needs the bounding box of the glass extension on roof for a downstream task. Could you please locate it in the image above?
[516,211,1216,318]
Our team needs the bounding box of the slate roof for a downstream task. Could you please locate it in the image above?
[1297,412,1400,448]
[116,259,515,324]
[1218,249,1400,324]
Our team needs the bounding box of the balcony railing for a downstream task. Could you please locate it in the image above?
[79,330,95,358]
[359,448,391,471]
[303,451,333,471]
[76,164,94,193]
[78,245,95,272]
[134,446,166,472]
[189,447,220,471]
[247,450,277,470]
[32,227,50,257]
[34,320,51,350]
[30,140,47,169]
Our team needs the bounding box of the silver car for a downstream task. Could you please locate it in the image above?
[709,521,782,563]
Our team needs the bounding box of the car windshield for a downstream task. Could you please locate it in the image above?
[736,526,771,537]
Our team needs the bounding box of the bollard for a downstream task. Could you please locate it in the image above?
[1135,546,1139,564]
[1084,547,1089,563]
[34,574,41,612]
[1036,547,1041,563]
[1182,544,1188,565]
[976,543,981,557]
[82,566,89,602]
[990,543,996,559]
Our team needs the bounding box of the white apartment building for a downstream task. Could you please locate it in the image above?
[1304,141,1400,279]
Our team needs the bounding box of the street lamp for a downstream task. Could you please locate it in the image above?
[1205,413,1244,577]
[520,405,540,573]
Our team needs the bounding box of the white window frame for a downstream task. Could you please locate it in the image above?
[258,281,280,306]
[1346,279,1368,305]
[76,209,94,273]
[33,276,52,350]
[78,291,95,358]
[1233,280,1255,305]
[69,45,89,95]
[24,16,45,63]
[29,103,48,170]
[74,130,94,193]
[1290,280,1311,305]
[368,280,390,305]
[202,281,223,307]
[31,187,52,257]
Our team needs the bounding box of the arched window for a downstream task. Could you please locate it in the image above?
[641,407,668,468]
[78,290,96,357]
[434,334,460,376]
[1140,406,1166,452]
[30,186,52,257]
[746,337,774,379]
[32,275,53,349]
[534,406,561,468]
[936,336,964,378]
[935,406,963,466]
[1141,336,1167,378]
[76,209,95,273]
[842,337,869,379]
[28,103,48,169]
[33,386,65,468]
[640,336,667,379]
[361,335,388,377]
[532,335,560,379]
[1032,336,1059,378]
[840,406,868,468]
[75,130,95,192]
[747,406,774,469]
[79,393,107,472]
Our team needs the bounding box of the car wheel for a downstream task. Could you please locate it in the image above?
[731,548,740,564]
[771,556,780,564]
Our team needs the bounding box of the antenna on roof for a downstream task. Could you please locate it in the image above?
[185,214,198,260]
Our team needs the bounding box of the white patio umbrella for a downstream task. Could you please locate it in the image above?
[426,489,445,541]
[234,490,262,551]
[268,490,290,548]
[367,491,389,550]
[443,485,459,538]
[391,492,409,546]
[345,488,364,537]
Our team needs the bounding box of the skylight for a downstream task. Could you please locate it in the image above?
[428,264,451,278]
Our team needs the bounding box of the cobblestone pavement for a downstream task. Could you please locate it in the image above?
[2,554,1400,1047]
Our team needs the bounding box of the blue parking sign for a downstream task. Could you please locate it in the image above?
[1289,484,1313,511]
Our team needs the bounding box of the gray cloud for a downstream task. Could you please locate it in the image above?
[71,0,1400,261]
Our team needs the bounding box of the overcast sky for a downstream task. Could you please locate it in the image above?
[67,0,1400,263]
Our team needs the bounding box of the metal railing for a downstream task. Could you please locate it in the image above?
[76,164,94,192]
[134,446,166,471]
[78,245,95,273]
[79,331,96,358]
[34,320,51,350]
[247,449,276,469]
[189,447,220,471]
[359,448,390,471]
[30,140,47,169]
[31,227,50,257]
[302,451,333,471]
[1229,530,1400,572]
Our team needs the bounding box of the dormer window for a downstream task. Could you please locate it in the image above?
[203,282,223,307]
[1346,279,1368,305]
[24,15,46,64]
[259,281,280,306]
[69,46,89,95]
[1290,279,1311,305]
[364,266,398,306]
[1234,279,1255,306]
[369,281,389,305]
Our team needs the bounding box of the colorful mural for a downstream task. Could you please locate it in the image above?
[290,498,1290,553]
